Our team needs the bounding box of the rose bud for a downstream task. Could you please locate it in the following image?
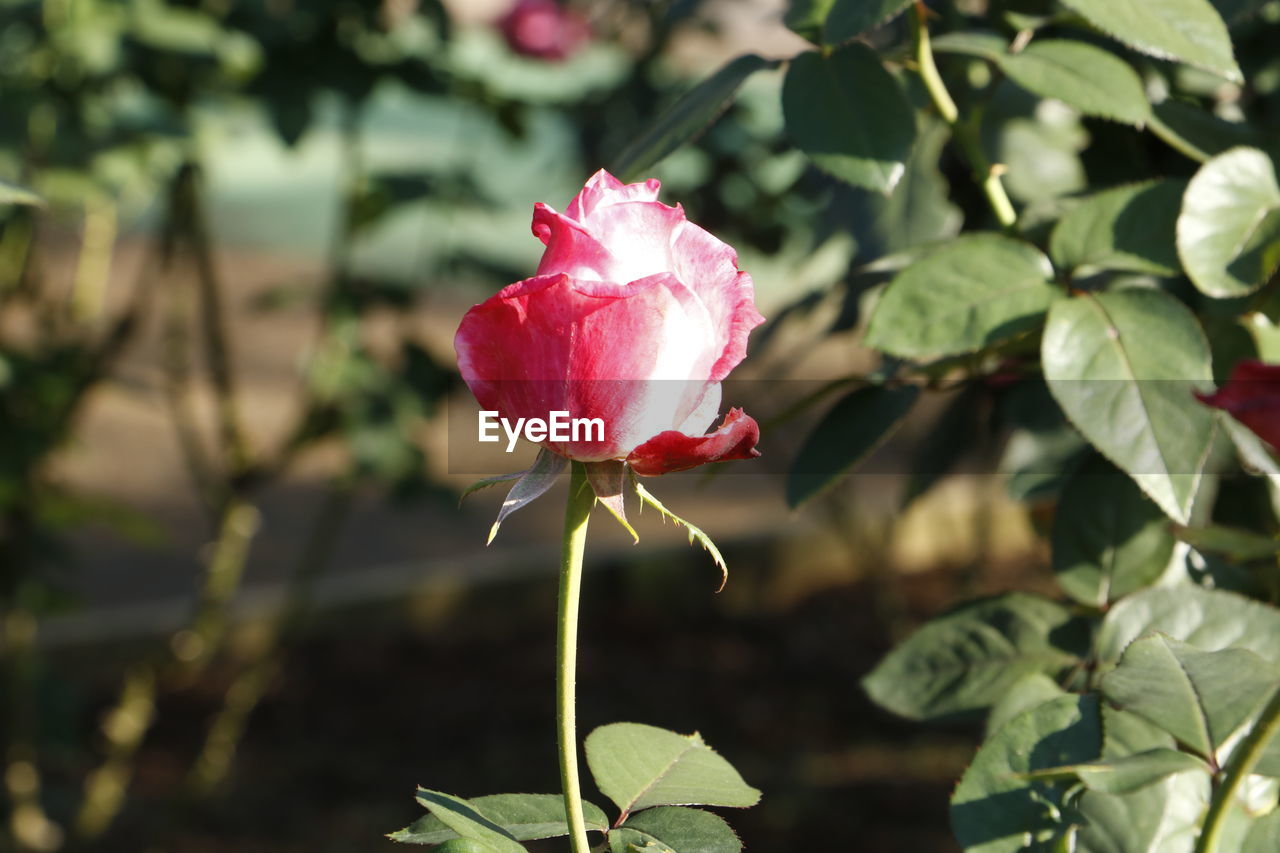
[498,0,591,62]
[1195,359,1280,450]
[456,169,764,477]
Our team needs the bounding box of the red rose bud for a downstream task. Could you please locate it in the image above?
[454,169,765,475]
[1194,359,1280,449]
[498,0,590,62]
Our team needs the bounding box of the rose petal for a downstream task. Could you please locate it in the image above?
[532,203,616,281]
[627,408,761,476]
[454,273,722,460]
[671,220,766,382]
[575,199,687,284]
[1195,359,1280,449]
[566,170,662,222]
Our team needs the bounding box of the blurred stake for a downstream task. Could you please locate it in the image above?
[75,162,264,840]
[75,498,261,839]
[187,483,352,796]
[69,190,117,326]
[3,603,64,852]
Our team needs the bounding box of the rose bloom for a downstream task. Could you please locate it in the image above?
[455,170,764,476]
[498,0,590,62]
[1196,359,1280,449]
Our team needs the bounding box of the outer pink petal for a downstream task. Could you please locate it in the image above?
[566,169,661,222]
[626,408,761,476]
[454,272,721,460]
[671,220,766,382]
[532,203,615,281]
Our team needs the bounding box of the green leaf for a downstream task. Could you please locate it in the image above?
[1177,147,1280,298]
[782,45,916,194]
[1222,414,1280,493]
[877,118,963,254]
[1049,180,1187,276]
[617,807,742,853]
[784,0,837,43]
[1042,289,1217,524]
[862,593,1085,721]
[787,384,920,507]
[584,723,761,817]
[611,55,779,182]
[865,234,1058,359]
[432,840,504,853]
[0,180,42,207]
[984,673,1068,739]
[951,695,1102,853]
[1174,523,1280,561]
[997,40,1150,126]
[1245,809,1280,852]
[1100,633,1280,763]
[390,794,609,844]
[1149,99,1270,163]
[1051,456,1176,607]
[1059,0,1241,82]
[1025,748,1208,794]
[1096,586,1280,667]
[609,828,676,853]
[930,31,1010,61]
[783,0,913,44]
[824,0,916,43]
[1072,706,1212,851]
[407,791,528,853]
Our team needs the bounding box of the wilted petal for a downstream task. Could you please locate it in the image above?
[627,408,761,476]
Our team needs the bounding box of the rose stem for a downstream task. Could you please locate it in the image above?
[1194,683,1280,853]
[557,461,595,853]
[910,1,1018,230]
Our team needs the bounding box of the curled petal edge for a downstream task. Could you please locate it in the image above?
[626,407,761,476]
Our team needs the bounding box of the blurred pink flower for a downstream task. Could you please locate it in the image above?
[498,0,591,61]
[454,170,764,475]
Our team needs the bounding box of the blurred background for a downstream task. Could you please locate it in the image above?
[0,0,1062,850]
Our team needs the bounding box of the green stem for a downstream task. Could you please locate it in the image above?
[1195,684,1280,853]
[558,463,594,853]
[910,2,1017,230]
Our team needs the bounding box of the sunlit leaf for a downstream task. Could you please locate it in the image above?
[999,40,1149,126]
[584,723,760,817]
[1042,289,1216,524]
[1177,147,1280,298]
[391,794,609,845]
[1101,633,1280,764]
[1059,0,1241,82]
[1096,586,1280,667]
[612,807,741,853]
[866,234,1058,359]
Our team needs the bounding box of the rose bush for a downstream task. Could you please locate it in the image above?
[455,169,764,475]
[498,0,591,62]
